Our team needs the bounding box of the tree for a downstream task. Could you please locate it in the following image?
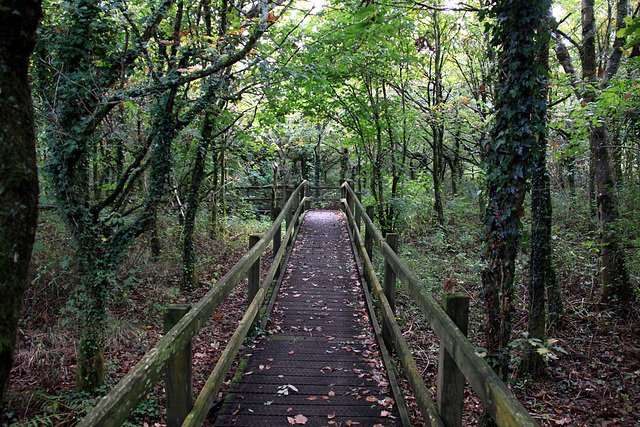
[517,4,561,378]
[0,0,42,412]
[480,0,551,380]
[35,0,283,392]
[552,0,634,305]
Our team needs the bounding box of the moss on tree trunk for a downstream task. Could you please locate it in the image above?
[0,0,42,412]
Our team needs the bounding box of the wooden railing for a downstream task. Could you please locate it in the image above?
[78,181,310,427]
[236,184,341,212]
[340,182,538,427]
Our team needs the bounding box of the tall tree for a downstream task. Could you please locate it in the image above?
[518,4,561,378]
[36,0,282,392]
[0,0,42,412]
[553,0,634,305]
[480,0,550,380]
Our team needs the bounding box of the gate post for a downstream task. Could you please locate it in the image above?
[164,304,193,427]
[248,234,261,303]
[382,233,398,350]
[437,293,469,427]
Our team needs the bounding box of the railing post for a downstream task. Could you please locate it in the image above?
[248,234,261,303]
[437,293,470,427]
[271,206,282,268]
[304,182,310,211]
[382,233,398,350]
[164,304,193,427]
[354,192,362,232]
[365,206,374,262]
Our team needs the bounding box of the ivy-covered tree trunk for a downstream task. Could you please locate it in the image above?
[183,111,214,291]
[481,0,549,381]
[518,6,562,377]
[0,0,41,412]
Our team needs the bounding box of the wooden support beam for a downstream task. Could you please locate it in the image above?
[437,293,469,427]
[382,233,398,351]
[248,234,261,303]
[365,206,374,263]
[164,305,193,427]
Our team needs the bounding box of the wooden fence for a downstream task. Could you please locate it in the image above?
[78,181,311,427]
[341,182,538,427]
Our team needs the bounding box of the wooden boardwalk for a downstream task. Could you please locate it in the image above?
[215,210,400,426]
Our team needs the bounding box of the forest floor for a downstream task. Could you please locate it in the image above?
[2,207,640,426]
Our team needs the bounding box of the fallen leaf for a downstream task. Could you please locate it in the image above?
[327,413,336,419]
[288,351,295,355]
[306,396,317,400]
[328,390,335,397]
[287,414,308,425]
[366,396,378,402]
[380,410,391,417]
[345,421,360,426]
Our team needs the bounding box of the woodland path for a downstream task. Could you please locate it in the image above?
[214,210,400,426]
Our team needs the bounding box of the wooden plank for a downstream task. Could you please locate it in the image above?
[214,210,400,426]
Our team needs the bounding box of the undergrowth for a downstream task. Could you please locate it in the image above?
[5,207,271,426]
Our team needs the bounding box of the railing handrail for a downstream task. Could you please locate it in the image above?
[340,182,538,427]
[78,181,309,427]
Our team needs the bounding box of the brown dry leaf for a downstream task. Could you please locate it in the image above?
[288,351,295,355]
[287,407,293,413]
[366,396,377,402]
[345,421,360,426]
[244,371,253,376]
[328,390,335,397]
[322,396,329,400]
[259,365,265,370]
[287,414,308,424]
[374,425,384,427]
[380,410,391,417]
[327,413,336,419]
[306,396,317,400]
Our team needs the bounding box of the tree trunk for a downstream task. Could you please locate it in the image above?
[593,126,633,303]
[0,0,41,412]
[582,0,633,305]
[482,0,548,381]
[519,7,553,378]
[182,111,214,291]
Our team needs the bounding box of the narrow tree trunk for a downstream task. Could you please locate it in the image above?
[182,112,214,291]
[0,0,41,411]
[593,126,633,303]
